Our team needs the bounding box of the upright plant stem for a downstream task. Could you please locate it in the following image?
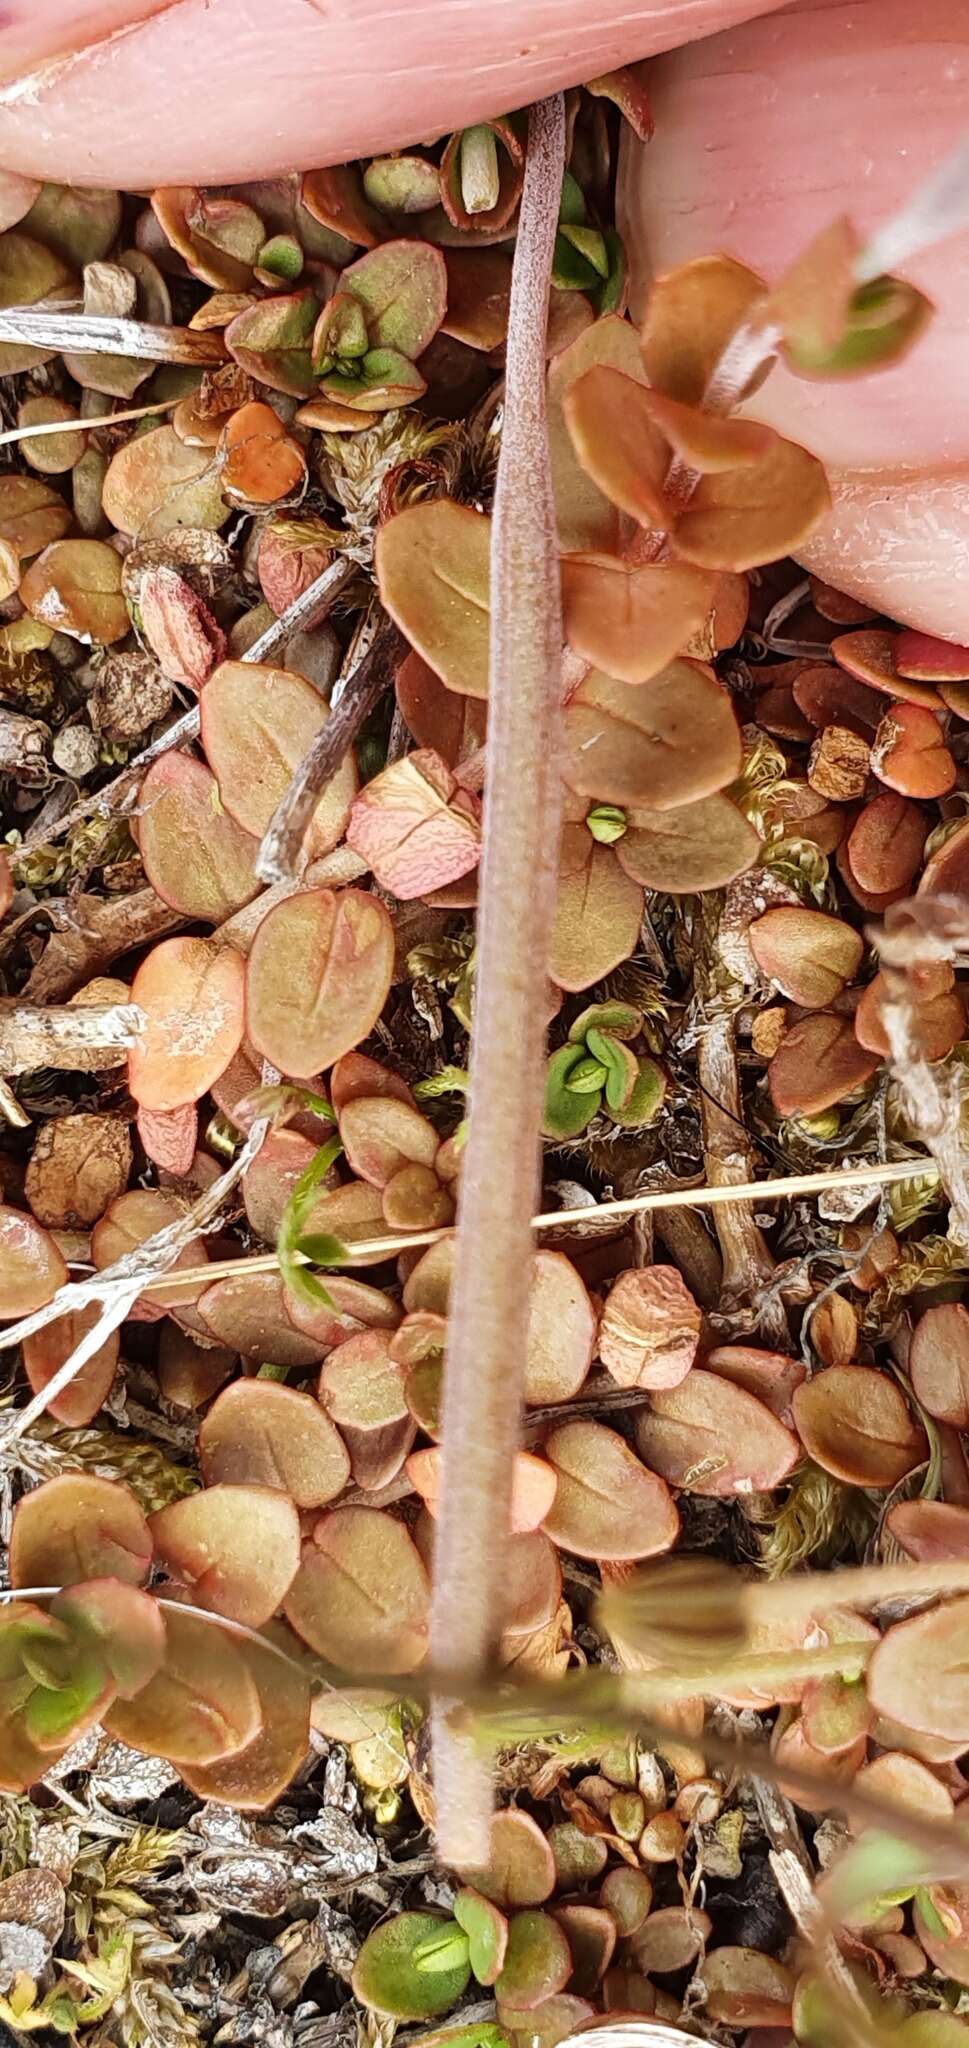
[429,92,566,1868]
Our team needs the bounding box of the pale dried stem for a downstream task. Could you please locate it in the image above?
[881,974,969,1248]
[0,398,178,448]
[429,92,566,1868]
[256,619,402,884]
[0,999,142,1074]
[24,888,183,1003]
[219,845,370,955]
[698,1012,790,1344]
[0,310,225,363]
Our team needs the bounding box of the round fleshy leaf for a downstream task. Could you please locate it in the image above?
[674,431,830,572]
[792,1366,926,1489]
[286,1273,401,1349]
[0,1204,67,1317]
[561,553,714,685]
[20,538,127,644]
[149,1485,300,1628]
[365,154,441,215]
[103,425,229,537]
[243,1127,336,1244]
[550,826,642,993]
[0,231,77,375]
[910,1304,969,1428]
[635,1371,799,1496]
[871,702,956,800]
[338,240,446,359]
[138,753,260,921]
[396,649,487,768]
[598,1868,654,1939]
[454,1889,509,1987]
[341,1097,442,1190]
[466,1808,556,1911]
[640,254,766,406]
[284,1506,429,1674]
[181,1633,312,1811]
[105,1605,262,1767]
[768,1012,880,1117]
[10,1474,151,1590]
[331,1051,416,1115]
[617,794,759,894]
[627,1903,710,1975]
[0,475,72,559]
[886,1499,969,1564]
[247,888,394,1079]
[542,1421,679,1562]
[501,1532,564,1648]
[551,1906,615,1998]
[913,1889,969,1989]
[91,1188,207,1320]
[318,1331,415,1491]
[375,501,490,699]
[352,1913,472,2023]
[280,1180,385,1263]
[702,1948,795,2029]
[855,969,965,1062]
[548,315,647,555]
[748,906,863,1009]
[897,630,969,684]
[921,818,969,899]
[523,1252,597,1405]
[408,1446,557,1536]
[831,630,942,710]
[18,396,86,475]
[199,1377,350,1506]
[51,1579,164,1702]
[200,659,357,855]
[494,1911,572,2013]
[157,1324,234,1410]
[224,289,319,397]
[151,186,263,289]
[562,662,742,808]
[705,1344,805,1422]
[198,1272,331,1368]
[563,366,670,528]
[128,936,245,1111]
[599,1267,700,1391]
[346,749,481,900]
[23,1309,119,1427]
[868,1596,969,1744]
[220,400,307,507]
[846,792,926,896]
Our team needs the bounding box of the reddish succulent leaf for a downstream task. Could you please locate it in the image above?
[598,1266,700,1391]
[285,1273,402,1349]
[247,888,394,1079]
[704,1344,805,1423]
[871,703,957,799]
[897,630,969,682]
[200,659,357,855]
[635,1371,799,1496]
[855,1749,955,1821]
[616,794,759,894]
[599,1868,654,1938]
[91,1187,207,1320]
[128,936,245,1112]
[198,1271,330,1367]
[199,1377,350,1506]
[792,1367,926,1488]
[495,1911,573,2012]
[563,366,670,528]
[640,254,765,406]
[703,1949,795,2029]
[442,246,514,350]
[673,429,829,571]
[181,1633,312,1810]
[375,501,490,699]
[549,826,642,993]
[501,1532,563,1647]
[542,1420,679,1561]
[340,1096,439,1189]
[886,1499,969,1562]
[20,538,128,644]
[346,749,481,899]
[152,187,263,289]
[138,562,226,687]
[258,521,333,615]
[831,629,943,709]
[0,475,71,558]
[910,1303,969,1428]
[0,1204,67,1317]
[395,649,487,769]
[157,1325,234,1410]
[408,1446,558,1536]
[105,1605,262,1766]
[338,240,447,359]
[10,1474,151,1589]
[284,1505,430,1673]
[318,1330,415,1490]
[560,553,714,684]
[454,1887,509,1987]
[920,817,969,898]
[331,1052,415,1116]
[224,289,320,398]
[548,314,647,554]
[54,1578,165,1699]
[748,906,863,1009]
[855,970,965,1061]
[561,662,742,808]
[220,401,307,506]
[868,1597,969,1743]
[279,1180,385,1262]
[22,1309,119,1427]
[523,1252,597,1405]
[791,661,882,734]
[103,424,229,537]
[150,1485,300,1628]
[801,1671,871,1758]
[138,753,260,921]
[136,1102,199,1178]
[846,793,927,896]
[552,1906,616,1997]
[242,1127,335,1243]
[768,1012,881,1117]
[468,1806,556,1910]
[402,1233,456,1314]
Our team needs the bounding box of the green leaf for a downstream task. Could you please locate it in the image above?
[314,290,370,369]
[586,1027,638,1113]
[414,1927,472,1976]
[414,1066,471,1101]
[784,273,932,380]
[277,1137,344,1310]
[543,1044,598,1140]
[568,1000,642,1044]
[224,290,320,397]
[339,239,447,360]
[352,1913,472,2022]
[567,1054,609,1094]
[585,803,627,845]
[454,1888,509,1988]
[558,173,588,228]
[319,348,426,410]
[258,235,304,283]
[295,1232,350,1266]
[612,1056,666,1130]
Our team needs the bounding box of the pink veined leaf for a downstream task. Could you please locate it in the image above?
[346,748,482,898]
[137,563,226,689]
[136,1102,199,1177]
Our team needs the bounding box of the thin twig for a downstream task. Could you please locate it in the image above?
[0,311,225,363]
[0,398,178,448]
[698,1013,791,1345]
[256,617,403,884]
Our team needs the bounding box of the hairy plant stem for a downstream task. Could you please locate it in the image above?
[256,617,403,884]
[429,92,566,1869]
[698,1013,790,1344]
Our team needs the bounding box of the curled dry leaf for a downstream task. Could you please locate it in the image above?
[20,539,128,644]
[284,1504,430,1673]
[0,1204,67,1316]
[138,753,260,921]
[10,1473,152,1590]
[560,553,714,684]
[220,400,308,506]
[748,906,863,1009]
[867,1596,969,1743]
[198,1270,329,1367]
[105,1606,262,1768]
[598,1266,701,1391]
[137,563,226,688]
[616,794,759,894]
[375,500,490,699]
[199,659,357,856]
[768,1012,880,1117]
[127,936,245,1111]
[408,1446,558,1536]
[909,1303,969,1428]
[347,748,481,899]
[149,1484,301,1628]
[791,1367,926,1488]
[246,888,394,1078]
[635,1371,799,1496]
[561,663,741,808]
[871,703,957,800]
[102,425,229,538]
[199,1377,350,1507]
[541,1420,679,1562]
[26,1113,132,1230]
[22,1309,120,1427]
